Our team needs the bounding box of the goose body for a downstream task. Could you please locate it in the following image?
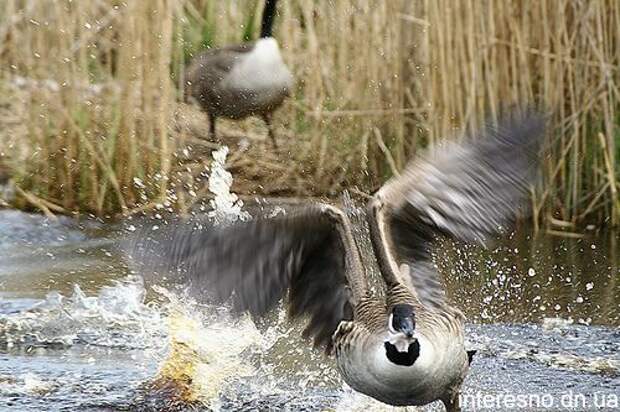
[334,289,468,407]
[184,0,293,147]
[129,113,544,410]
[185,38,293,120]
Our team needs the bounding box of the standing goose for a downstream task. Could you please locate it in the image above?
[184,0,293,148]
[129,114,544,411]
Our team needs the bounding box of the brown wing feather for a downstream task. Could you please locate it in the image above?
[373,112,545,310]
[124,204,352,351]
[184,42,256,104]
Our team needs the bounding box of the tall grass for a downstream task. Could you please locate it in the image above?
[0,0,618,226]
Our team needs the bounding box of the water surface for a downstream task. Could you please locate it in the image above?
[0,209,618,411]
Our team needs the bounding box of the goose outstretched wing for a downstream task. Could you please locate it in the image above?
[368,113,545,310]
[125,203,363,352]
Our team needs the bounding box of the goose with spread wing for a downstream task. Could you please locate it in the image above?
[129,113,544,411]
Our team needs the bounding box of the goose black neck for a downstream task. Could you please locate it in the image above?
[260,0,278,38]
[366,199,399,288]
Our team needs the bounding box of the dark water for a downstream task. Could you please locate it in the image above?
[0,209,618,411]
[440,229,619,326]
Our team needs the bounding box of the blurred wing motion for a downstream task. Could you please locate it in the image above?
[370,112,545,310]
[125,204,351,351]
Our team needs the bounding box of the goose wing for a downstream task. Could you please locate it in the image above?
[184,43,255,100]
[368,113,545,310]
[125,203,361,351]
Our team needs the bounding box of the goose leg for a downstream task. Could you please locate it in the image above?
[441,391,461,412]
[208,112,218,142]
[261,113,278,149]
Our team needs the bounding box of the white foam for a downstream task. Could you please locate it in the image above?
[0,276,165,349]
[207,146,251,225]
[150,286,262,405]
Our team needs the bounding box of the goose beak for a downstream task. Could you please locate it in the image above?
[401,318,415,339]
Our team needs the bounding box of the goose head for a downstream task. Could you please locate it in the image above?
[384,304,420,366]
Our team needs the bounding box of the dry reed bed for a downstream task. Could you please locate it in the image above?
[0,0,617,226]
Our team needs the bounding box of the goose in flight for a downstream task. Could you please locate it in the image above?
[183,0,293,148]
[129,113,544,411]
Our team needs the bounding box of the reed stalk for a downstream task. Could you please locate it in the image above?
[0,0,617,226]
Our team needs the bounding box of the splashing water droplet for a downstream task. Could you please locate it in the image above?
[207,147,251,225]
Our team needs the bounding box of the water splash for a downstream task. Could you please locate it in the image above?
[136,285,265,408]
[207,146,250,225]
[125,146,296,407]
[2,154,617,410]
[0,273,297,408]
[131,282,343,409]
[0,276,165,349]
[438,230,619,326]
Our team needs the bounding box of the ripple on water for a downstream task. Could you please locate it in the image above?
[0,210,91,251]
